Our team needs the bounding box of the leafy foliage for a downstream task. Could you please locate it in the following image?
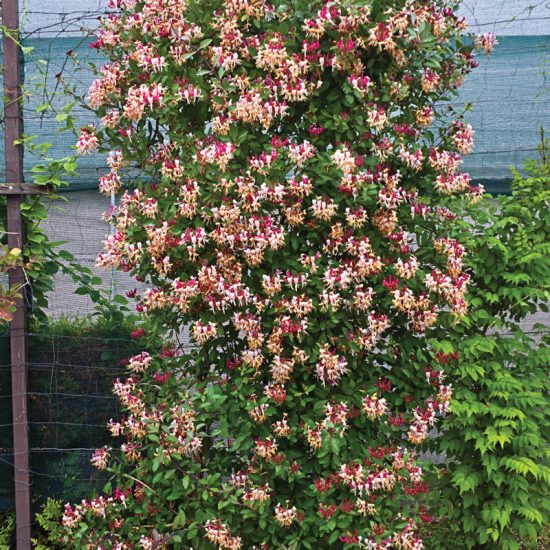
[423,144,550,549]
[0,513,14,550]
[0,243,24,322]
[32,499,64,550]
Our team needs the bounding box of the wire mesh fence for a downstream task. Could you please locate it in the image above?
[0,0,548,526]
[0,327,123,509]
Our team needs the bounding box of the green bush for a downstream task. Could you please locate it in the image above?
[33,498,64,550]
[423,145,550,549]
[0,513,14,550]
[56,0,496,547]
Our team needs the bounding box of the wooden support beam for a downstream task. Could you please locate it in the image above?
[2,0,32,548]
[0,183,50,195]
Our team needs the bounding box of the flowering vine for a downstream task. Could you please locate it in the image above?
[63,0,495,547]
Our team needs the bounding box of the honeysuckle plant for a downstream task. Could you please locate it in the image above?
[59,0,497,547]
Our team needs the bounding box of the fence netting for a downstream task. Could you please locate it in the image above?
[0,0,548,514]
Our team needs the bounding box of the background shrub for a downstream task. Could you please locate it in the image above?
[423,146,550,549]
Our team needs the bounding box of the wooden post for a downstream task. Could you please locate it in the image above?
[2,0,32,548]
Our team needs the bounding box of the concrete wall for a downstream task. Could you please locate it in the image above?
[458,0,550,35]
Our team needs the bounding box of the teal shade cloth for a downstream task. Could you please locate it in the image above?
[458,35,550,193]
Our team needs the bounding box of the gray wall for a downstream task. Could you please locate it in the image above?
[41,191,139,318]
[458,0,550,35]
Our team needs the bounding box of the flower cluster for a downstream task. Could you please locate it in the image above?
[475,32,498,55]
[205,519,242,550]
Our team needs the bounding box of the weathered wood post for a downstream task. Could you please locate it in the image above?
[2,0,31,547]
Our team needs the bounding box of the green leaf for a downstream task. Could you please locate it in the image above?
[173,509,187,528]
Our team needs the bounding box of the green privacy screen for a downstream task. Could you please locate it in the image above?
[0,17,548,192]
